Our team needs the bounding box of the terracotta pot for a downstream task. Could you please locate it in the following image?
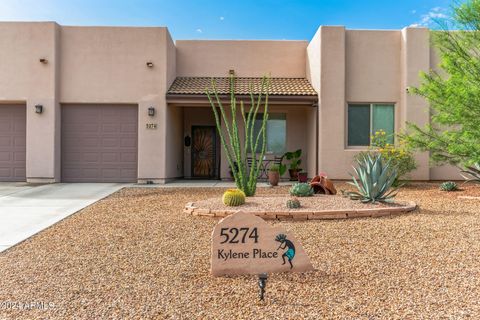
[298,172,308,183]
[268,171,280,186]
[288,169,300,181]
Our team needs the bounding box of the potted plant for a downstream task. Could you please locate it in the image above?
[298,171,308,183]
[268,164,280,186]
[284,149,302,181]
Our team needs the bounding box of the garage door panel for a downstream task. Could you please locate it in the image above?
[120,138,136,148]
[101,153,119,162]
[0,152,10,161]
[14,151,26,161]
[120,168,137,178]
[121,123,137,133]
[14,167,25,177]
[120,152,137,162]
[0,137,11,147]
[61,104,138,182]
[102,138,119,148]
[102,124,119,133]
[0,105,26,182]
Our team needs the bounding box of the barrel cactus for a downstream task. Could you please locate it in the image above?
[222,189,246,206]
[286,197,301,209]
[289,183,314,197]
[440,181,458,191]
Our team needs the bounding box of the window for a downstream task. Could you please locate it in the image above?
[347,104,395,146]
[252,113,286,154]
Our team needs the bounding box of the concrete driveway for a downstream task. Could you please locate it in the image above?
[0,183,125,253]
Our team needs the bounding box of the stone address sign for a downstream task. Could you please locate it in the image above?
[211,211,314,276]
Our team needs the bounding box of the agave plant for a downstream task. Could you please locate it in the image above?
[460,163,480,184]
[343,154,399,203]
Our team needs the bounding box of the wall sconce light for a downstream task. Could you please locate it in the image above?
[146,61,154,68]
[35,104,43,114]
[184,135,191,147]
[39,58,48,64]
[148,107,155,116]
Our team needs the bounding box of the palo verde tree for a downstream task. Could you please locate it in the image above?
[403,0,480,168]
[206,75,270,196]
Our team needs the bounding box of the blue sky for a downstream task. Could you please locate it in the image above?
[0,0,454,40]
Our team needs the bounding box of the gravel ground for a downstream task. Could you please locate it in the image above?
[195,194,403,212]
[0,182,479,319]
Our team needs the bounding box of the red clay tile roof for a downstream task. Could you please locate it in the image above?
[167,77,318,96]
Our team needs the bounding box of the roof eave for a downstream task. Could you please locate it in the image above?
[166,94,318,105]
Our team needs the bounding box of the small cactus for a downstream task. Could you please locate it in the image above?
[286,197,301,209]
[222,189,246,206]
[289,183,314,197]
[440,181,458,192]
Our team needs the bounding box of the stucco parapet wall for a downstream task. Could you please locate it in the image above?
[184,201,417,220]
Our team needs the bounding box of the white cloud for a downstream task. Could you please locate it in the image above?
[411,10,417,14]
[411,7,448,27]
[196,28,203,33]
[219,16,225,21]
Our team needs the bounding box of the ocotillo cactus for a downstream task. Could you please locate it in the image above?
[206,74,270,196]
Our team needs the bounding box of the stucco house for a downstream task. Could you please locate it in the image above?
[0,22,459,183]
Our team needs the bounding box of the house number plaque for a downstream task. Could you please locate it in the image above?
[146,123,157,129]
[211,211,313,276]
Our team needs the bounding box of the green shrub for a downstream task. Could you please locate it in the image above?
[289,183,314,197]
[286,197,301,209]
[268,164,280,172]
[355,130,416,185]
[440,181,458,191]
[343,153,398,203]
[222,189,246,206]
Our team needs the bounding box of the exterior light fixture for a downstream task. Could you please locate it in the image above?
[35,104,43,114]
[258,273,268,301]
[146,61,154,68]
[39,58,48,64]
[148,107,155,116]
[184,135,191,147]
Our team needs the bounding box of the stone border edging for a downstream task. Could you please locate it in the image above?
[184,201,417,220]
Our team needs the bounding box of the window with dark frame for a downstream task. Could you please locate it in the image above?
[250,113,287,154]
[347,103,395,147]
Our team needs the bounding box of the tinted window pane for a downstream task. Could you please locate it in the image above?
[267,114,286,154]
[252,113,286,154]
[348,105,371,146]
[372,104,395,144]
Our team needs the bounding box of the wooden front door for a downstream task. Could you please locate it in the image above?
[191,126,217,178]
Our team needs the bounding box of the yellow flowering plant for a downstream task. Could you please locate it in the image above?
[356,130,417,185]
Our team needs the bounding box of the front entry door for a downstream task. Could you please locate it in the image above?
[191,126,217,178]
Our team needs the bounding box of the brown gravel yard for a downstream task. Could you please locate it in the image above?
[1,182,480,319]
[194,194,405,211]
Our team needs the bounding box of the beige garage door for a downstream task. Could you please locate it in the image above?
[0,104,26,182]
[61,104,138,182]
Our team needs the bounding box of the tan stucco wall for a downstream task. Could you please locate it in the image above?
[346,30,401,103]
[176,40,308,77]
[0,21,462,182]
[0,22,60,182]
[307,26,458,181]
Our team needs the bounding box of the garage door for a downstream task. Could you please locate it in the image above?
[61,104,138,182]
[0,105,26,182]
